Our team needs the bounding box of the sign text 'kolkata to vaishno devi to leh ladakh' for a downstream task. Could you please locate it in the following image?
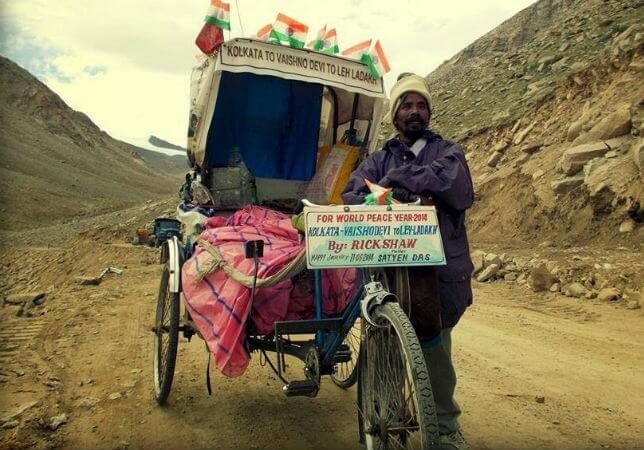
[221,40,381,88]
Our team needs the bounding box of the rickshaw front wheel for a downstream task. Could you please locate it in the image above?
[153,261,180,405]
[359,302,440,449]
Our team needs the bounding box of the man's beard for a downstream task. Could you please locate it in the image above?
[402,115,427,141]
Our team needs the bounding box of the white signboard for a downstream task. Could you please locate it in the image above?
[304,205,446,269]
[218,38,385,96]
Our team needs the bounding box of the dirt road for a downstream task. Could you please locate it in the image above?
[1,240,643,450]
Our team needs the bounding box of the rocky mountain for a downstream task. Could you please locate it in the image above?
[0,56,180,232]
[416,0,643,248]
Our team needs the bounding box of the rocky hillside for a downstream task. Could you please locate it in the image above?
[0,57,181,232]
[417,0,643,248]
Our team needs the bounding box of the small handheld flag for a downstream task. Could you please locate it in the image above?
[363,179,399,205]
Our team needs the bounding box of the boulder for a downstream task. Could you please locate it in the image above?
[492,140,511,153]
[588,182,616,215]
[576,104,632,144]
[471,250,485,275]
[5,292,46,305]
[77,276,102,286]
[487,151,504,167]
[559,142,609,176]
[513,122,536,145]
[619,218,635,233]
[564,282,588,298]
[484,253,502,267]
[551,176,584,195]
[476,264,500,282]
[521,142,543,154]
[528,264,555,292]
[48,413,68,431]
[514,152,531,167]
[504,273,518,282]
[605,135,633,152]
[597,287,621,302]
[567,120,583,141]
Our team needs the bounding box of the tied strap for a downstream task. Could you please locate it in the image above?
[194,238,308,287]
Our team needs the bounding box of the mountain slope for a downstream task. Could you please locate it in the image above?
[0,56,181,231]
[428,0,643,139]
[419,0,643,247]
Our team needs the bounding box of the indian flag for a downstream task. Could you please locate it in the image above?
[256,23,272,41]
[204,0,230,31]
[270,13,309,48]
[361,40,391,79]
[320,28,339,54]
[307,25,327,50]
[341,39,372,60]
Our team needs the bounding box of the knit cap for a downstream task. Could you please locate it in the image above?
[389,74,432,127]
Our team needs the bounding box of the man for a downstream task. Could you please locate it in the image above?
[341,73,474,450]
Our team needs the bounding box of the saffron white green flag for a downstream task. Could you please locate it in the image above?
[256,23,272,41]
[307,25,327,50]
[205,0,230,31]
[270,13,309,48]
[320,28,339,54]
[341,39,372,60]
[361,40,391,79]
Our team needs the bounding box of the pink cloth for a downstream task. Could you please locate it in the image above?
[181,205,359,377]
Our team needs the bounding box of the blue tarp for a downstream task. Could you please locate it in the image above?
[205,72,323,181]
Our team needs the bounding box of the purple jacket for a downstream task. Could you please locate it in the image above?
[341,130,475,328]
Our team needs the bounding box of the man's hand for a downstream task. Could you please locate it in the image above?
[391,187,418,203]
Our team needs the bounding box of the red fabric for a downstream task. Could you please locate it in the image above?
[195,23,224,54]
[181,205,359,377]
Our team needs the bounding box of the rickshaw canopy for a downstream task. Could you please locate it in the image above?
[188,38,387,179]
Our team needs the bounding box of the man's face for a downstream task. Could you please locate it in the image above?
[394,92,430,140]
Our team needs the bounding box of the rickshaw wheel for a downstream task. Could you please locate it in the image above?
[330,318,361,388]
[153,261,180,405]
[359,302,439,450]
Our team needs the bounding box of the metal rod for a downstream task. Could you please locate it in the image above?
[314,270,323,347]
[349,93,360,132]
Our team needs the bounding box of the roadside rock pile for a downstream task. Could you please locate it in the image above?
[471,248,642,310]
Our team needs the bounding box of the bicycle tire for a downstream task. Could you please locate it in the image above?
[330,318,361,388]
[359,302,439,449]
[153,262,180,405]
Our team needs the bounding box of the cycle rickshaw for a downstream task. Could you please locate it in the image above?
[152,38,448,449]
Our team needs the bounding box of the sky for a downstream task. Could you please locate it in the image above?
[0,0,536,148]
